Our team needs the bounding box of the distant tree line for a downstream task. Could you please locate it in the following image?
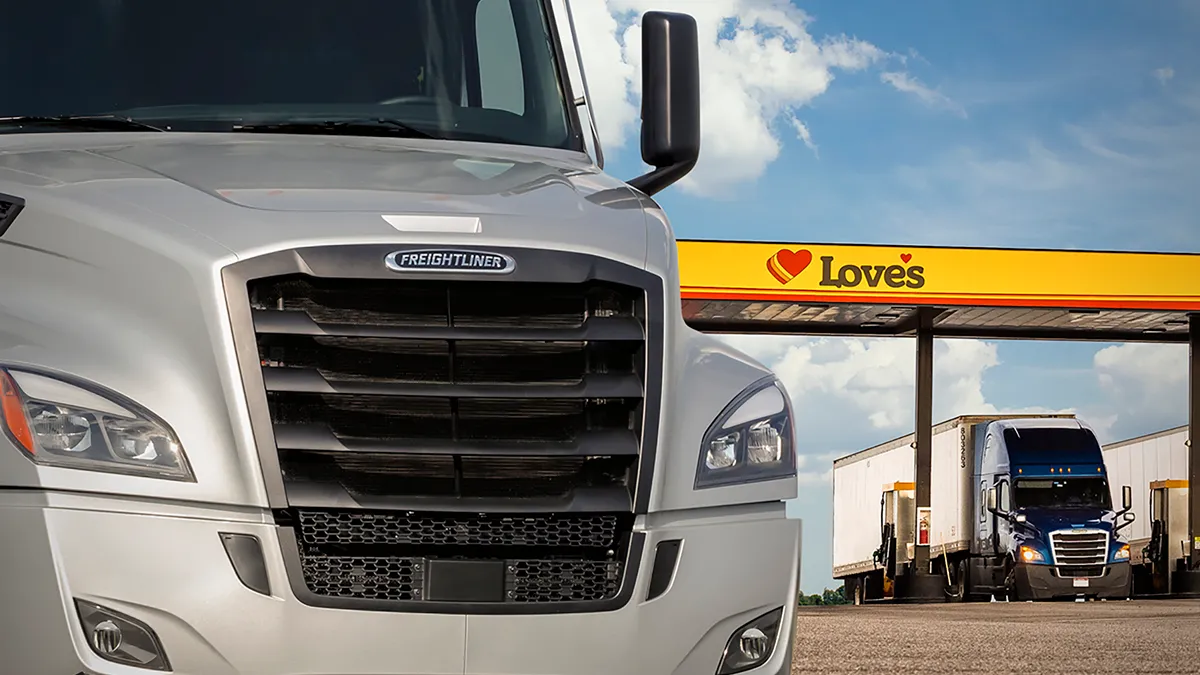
[796,586,849,606]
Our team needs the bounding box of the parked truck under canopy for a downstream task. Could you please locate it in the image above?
[834,414,1136,603]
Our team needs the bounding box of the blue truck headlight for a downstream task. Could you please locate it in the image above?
[695,377,796,489]
[1019,545,1046,563]
[0,367,193,481]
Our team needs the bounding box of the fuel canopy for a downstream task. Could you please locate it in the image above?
[677,239,1200,588]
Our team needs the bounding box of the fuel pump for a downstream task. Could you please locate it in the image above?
[1143,480,1191,594]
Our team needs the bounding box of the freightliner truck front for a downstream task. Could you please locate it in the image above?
[833,415,1135,602]
[0,2,802,673]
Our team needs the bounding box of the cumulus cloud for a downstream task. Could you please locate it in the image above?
[549,0,929,194]
[1092,342,1188,442]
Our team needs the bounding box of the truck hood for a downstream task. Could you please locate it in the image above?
[0,133,651,266]
[1018,507,1116,532]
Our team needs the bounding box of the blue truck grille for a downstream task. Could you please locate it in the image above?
[1049,530,1108,567]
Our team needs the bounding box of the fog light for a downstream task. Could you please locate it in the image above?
[90,620,123,655]
[75,599,171,671]
[718,607,783,674]
[738,627,769,660]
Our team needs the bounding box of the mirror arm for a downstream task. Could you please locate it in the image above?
[628,157,698,197]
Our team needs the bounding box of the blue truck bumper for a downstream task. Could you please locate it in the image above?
[1015,561,1131,600]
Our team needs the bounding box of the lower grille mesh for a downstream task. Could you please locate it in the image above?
[301,555,423,601]
[297,511,622,548]
[293,509,631,605]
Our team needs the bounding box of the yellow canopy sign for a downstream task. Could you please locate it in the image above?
[677,241,1200,310]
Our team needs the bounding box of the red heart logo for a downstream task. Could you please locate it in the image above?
[767,249,812,284]
[900,253,913,263]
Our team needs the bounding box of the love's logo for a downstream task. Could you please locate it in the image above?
[766,249,927,290]
[766,249,812,285]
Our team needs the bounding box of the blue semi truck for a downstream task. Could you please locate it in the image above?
[833,414,1136,602]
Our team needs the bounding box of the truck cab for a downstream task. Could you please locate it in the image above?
[0,2,802,674]
[975,418,1135,601]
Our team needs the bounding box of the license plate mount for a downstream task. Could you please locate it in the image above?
[1073,577,1090,588]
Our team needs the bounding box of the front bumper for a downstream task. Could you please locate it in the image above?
[1014,561,1131,600]
[0,491,800,675]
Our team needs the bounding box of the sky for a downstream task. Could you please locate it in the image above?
[550,0,1199,594]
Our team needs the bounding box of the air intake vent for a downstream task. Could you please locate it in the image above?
[0,194,26,238]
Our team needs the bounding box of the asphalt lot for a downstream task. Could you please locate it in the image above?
[790,599,1200,674]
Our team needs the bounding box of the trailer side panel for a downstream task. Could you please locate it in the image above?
[832,442,914,577]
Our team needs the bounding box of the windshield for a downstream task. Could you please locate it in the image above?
[1013,478,1112,511]
[1,0,580,150]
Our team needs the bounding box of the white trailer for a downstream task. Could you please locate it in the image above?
[1102,426,1189,592]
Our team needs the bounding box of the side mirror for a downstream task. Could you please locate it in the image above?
[1116,509,1135,533]
[986,487,998,513]
[628,11,700,197]
[1122,485,1132,511]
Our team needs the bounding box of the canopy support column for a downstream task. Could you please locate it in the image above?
[1189,316,1200,571]
[914,310,935,573]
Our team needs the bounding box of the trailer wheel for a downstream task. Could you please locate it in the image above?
[944,558,966,602]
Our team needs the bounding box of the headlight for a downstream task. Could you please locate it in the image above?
[695,376,796,489]
[0,368,193,481]
[1113,544,1130,561]
[1019,545,1045,563]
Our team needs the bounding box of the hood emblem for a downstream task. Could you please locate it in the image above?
[384,249,516,275]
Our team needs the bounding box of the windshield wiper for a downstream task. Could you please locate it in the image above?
[231,118,435,139]
[0,115,166,132]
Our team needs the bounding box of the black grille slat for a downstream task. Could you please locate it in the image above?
[283,451,632,500]
[270,395,634,444]
[261,367,643,399]
[246,270,651,609]
[273,425,640,456]
[252,309,644,341]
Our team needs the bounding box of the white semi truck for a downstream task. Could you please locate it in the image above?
[833,414,1135,603]
[1102,425,1191,595]
[0,2,802,673]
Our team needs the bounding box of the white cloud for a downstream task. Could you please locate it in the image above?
[880,71,967,117]
[1154,66,1176,85]
[550,0,904,195]
[1091,342,1188,442]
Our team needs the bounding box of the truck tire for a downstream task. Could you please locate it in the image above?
[1002,560,1023,602]
[944,558,966,602]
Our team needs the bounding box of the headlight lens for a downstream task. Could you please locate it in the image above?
[1019,545,1045,563]
[696,377,795,489]
[0,368,193,481]
[1113,544,1130,561]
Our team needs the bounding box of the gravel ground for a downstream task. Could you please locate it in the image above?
[790,599,1200,674]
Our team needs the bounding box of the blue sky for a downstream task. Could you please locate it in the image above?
[558,0,1198,593]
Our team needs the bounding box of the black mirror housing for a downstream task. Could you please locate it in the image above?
[628,10,700,196]
[1122,485,1132,511]
[986,487,998,513]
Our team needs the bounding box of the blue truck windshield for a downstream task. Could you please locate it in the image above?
[0,0,579,150]
[1014,478,1113,510]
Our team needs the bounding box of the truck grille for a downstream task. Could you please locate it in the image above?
[226,247,662,613]
[1049,530,1109,567]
